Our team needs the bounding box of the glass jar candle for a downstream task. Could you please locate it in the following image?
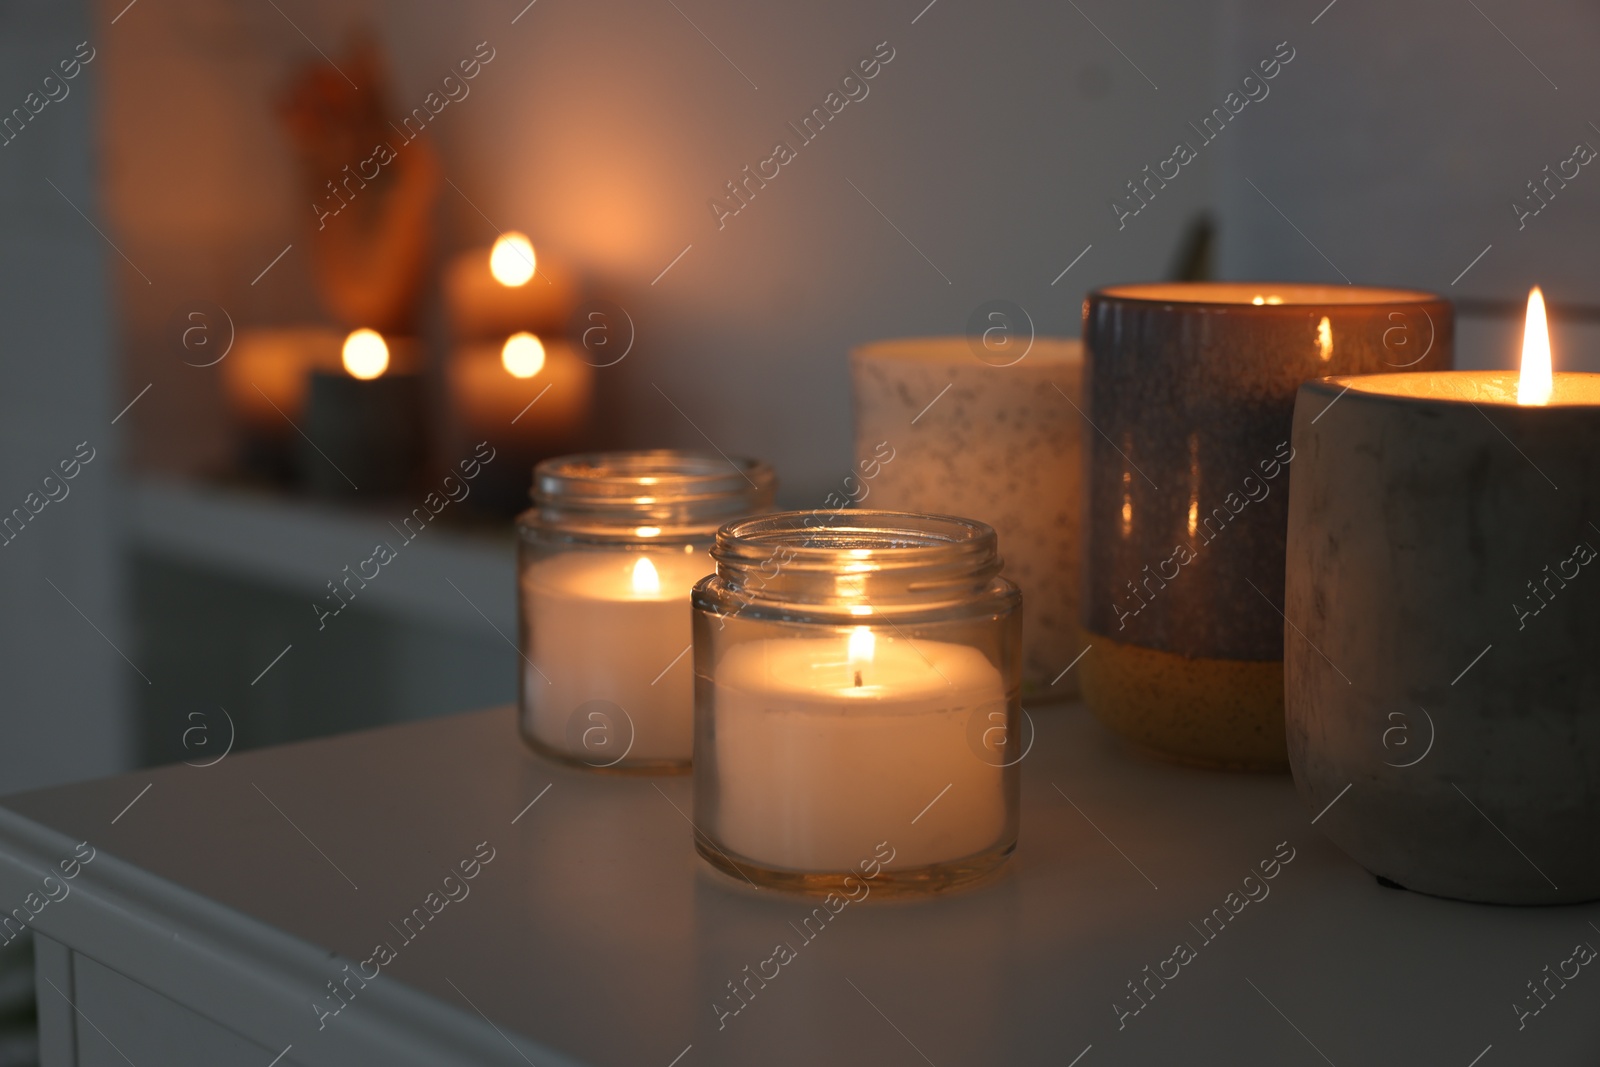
[517,451,776,771]
[692,510,1023,895]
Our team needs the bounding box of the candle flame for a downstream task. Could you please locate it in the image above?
[1518,286,1553,407]
[848,626,875,665]
[631,556,660,595]
[501,332,546,378]
[489,232,536,287]
[1317,316,1333,362]
[848,626,875,688]
[341,328,389,380]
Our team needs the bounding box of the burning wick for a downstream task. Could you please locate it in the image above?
[1518,286,1553,407]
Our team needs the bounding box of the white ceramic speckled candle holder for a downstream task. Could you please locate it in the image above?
[850,337,1084,701]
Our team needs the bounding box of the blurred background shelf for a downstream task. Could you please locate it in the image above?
[127,477,518,768]
[129,477,516,632]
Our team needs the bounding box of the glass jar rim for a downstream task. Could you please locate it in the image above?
[530,449,775,536]
[714,509,998,571]
[716,508,985,550]
[705,510,1010,616]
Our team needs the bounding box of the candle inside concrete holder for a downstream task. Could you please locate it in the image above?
[517,451,776,772]
[1081,283,1452,770]
[850,337,1085,700]
[301,329,425,499]
[692,510,1022,896]
[1287,288,1600,904]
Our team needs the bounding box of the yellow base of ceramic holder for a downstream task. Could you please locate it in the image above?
[1080,634,1287,771]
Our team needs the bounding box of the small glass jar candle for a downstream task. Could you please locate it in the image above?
[692,510,1022,895]
[517,451,775,771]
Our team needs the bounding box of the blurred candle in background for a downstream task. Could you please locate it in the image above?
[445,231,578,341]
[491,232,537,286]
[340,327,389,380]
[443,231,589,514]
[447,331,593,439]
[221,326,344,435]
[502,331,545,378]
[447,333,594,492]
[302,328,425,498]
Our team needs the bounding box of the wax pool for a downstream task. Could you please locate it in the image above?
[708,633,1008,872]
[521,547,712,765]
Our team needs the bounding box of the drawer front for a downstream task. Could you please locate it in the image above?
[62,950,298,1067]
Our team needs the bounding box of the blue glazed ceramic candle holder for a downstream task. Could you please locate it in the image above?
[1080,283,1452,769]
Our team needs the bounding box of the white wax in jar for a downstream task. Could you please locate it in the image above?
[522,547,711,764]
[710,632,1008,872]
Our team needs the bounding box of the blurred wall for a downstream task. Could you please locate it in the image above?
[1219,0,1600,372]
[101,0,1600,485]
[102,0,1228,504]
[0,0,129,791]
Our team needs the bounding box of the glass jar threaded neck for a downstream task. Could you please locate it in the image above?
[531,450,775,541]
[709,510,1008,617]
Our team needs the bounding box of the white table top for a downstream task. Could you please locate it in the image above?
[1,704,1594,1066]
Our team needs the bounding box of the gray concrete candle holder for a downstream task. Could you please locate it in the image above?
[1081,284,1451,769]
[1286,371,1600,904]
